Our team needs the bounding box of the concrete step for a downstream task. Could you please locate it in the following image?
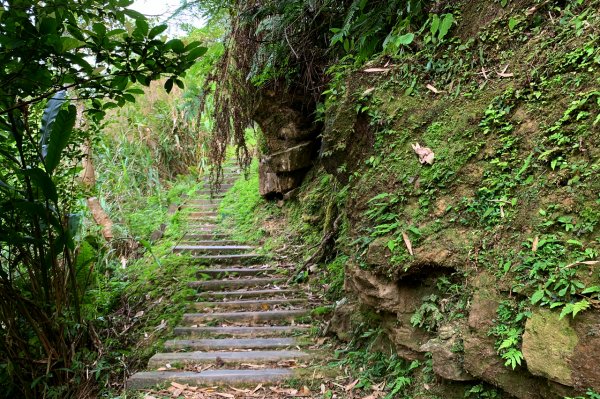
[148,350,310,369]
[196,268,276,278]
[191,254,264,264]
[184,233,230,240]
[189,278,285,290]
[173,325,309,338]
[182,309,309,325]
[179,240,241,246]
[163,337,298,350]
[174,245,256,254]
[196,288,302,299]
[188,216,218,223]
[127,368,292,389]
[189,211,218,217]
[193,298,307,311]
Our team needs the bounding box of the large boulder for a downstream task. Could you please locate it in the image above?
[263,141,315,173]
[523,308,600,391]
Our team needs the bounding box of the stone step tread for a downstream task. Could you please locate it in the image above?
[192,253,262,259]
[196,268,277,277]
[183,309,309,323]
[184,234,231,240]
[196,288,302,299]
[173,326,309,338]
[189,278,285,289]
[193,298,307,310]
[127,369,292,389]
[174,245,256,251]
[163,337,298,350]
[148,350,310,368]
[179,240,241,246]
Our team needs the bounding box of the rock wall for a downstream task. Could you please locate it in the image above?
[253,90,320,198]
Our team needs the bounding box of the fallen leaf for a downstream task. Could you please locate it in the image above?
[296,386,312,397]
[362,87,375,96]
[144,396,158,399]
[345,379,359,391]
[411,142,435,165]
[134,310,144,318]
[497,72,514,78]
[426,84,441,93]
[171,388,182,397]
[213,393,235,399]
[170,382,186,390]
[532,236,539,252]
[402,232,414,256]
[363,68,390,73]
[252,383,263,394]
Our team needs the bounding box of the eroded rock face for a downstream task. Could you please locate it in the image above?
[420,323,475,382]
[522,308,600,391]
[253,91,320,197]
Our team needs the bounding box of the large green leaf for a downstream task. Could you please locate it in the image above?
[40,91,67,158]
[20,168,58,203]
[44,105,77,174]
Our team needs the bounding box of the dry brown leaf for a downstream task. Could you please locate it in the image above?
[411,143,435,165]
[144,396,158,399]
[213,393,235,399]
[532,236,539,252]
[363,87,376,96]
[252,384,263,394]
[295,386,312,397]
[402,232,414,256]
[497,72,514,78]
[171,388,183,397]
[426,84,441,93]
[363,68,390,73]
[171,382,187,390]
[345,379,359,391]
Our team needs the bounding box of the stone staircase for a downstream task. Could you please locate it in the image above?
[127,168,315,390]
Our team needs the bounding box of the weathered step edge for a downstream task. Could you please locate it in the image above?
[182,309,309,324]
[173,325,310,338]
[126,369,293,389]
[147,350,310,369]
[163,337,298,350]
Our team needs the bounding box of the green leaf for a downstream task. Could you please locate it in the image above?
[582,286,600,295]
[164,78,174,93]
[44,105,77,174]
[530,289,545,305]
[20,168,58,203]
[396,33,415,46]
[148,24,168,38]
[187,46,208,61]
[60,36,85,53]
[124,9,146,20]
[166,39,185,54]
[174,79,184,90]
[508,18,520,31]
[40,91,67,156]
[438,14,455,40]
[430,15,440,36]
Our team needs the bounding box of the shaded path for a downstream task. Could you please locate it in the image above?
[127,168,318,390]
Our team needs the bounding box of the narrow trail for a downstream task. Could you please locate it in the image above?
[127,168,324,394]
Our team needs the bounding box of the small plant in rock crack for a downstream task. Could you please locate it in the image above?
[487,300,530,369]
[465,383,501,399]
[410,294,443,332]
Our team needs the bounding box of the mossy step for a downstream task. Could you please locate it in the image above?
[189,211,218,217]
[193,298,307,311]
[196,288,302,299]
[174,245,255,254]
[126,368,292,389]
[180,240,241,246]
[182,309,309,324]
[173,325,309,338]
[191,254,264,264]
[188,216,218,222]
[189,277,284,290]
[183,233,231,240]
[196,268,277,278]
[163,337,298,350]
[147,350,309,369]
